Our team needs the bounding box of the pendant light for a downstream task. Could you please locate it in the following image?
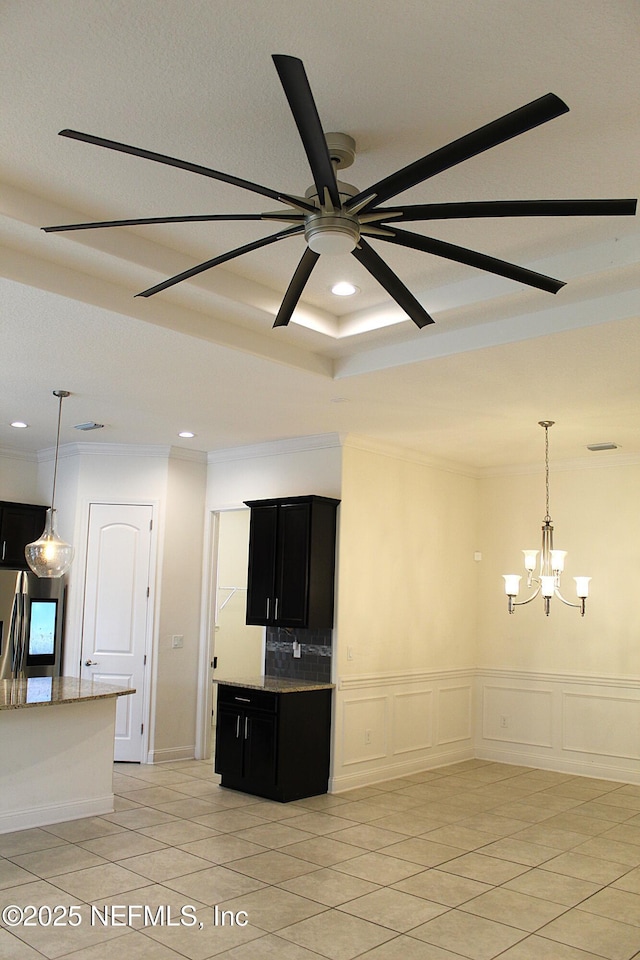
[25,390,75,578]
[502,421,590,616]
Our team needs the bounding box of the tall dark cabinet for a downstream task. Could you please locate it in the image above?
[0,501,47,568]
[245,495,339,628]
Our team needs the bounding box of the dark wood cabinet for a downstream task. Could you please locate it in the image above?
[0,501,47,568]
[245,495,339,628]
[214,683,332,802]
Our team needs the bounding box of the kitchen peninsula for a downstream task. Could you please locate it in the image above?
[0,676,134,833]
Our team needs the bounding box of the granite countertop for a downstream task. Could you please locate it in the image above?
[0,676,136,711]
[215,676,334,693]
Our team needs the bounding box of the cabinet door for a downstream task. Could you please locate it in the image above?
[245,505,278,625]
[275,502,311,626]
[244,712,277,787]
[214,705,244,776]
[0,503,47,568]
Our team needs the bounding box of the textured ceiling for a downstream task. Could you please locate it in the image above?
[1,0,638,469]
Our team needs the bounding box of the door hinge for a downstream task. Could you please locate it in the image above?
[143,654,147,666]
[149,518,153,531]
[146,586,150,598]
[140,723,144,734]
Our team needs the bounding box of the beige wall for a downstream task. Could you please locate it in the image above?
[477,458,640,676]
[153,454,207,759]
[331,441,479,789]
[207,439,342,508]
[337,442,479,675]
[474,456,640,783]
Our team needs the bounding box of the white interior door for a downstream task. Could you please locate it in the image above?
[81,502,153,762]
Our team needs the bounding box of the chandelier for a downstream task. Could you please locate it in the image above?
[503,421,590,616]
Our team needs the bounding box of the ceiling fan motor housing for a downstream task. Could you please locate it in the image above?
[304,175,361,255]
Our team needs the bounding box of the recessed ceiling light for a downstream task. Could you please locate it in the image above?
[10,421,28,429]
[330,397,350,403]
[331,282,359,297]
[587,441,619,451]
[178,431,196,439]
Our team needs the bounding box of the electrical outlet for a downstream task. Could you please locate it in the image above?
[292,640,301,659]
[347,646,354,661]
[364,729,371,744]
[499,715,509,728]
[171,635,184,649]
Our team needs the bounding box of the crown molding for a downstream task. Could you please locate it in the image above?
[33,441,204,463]
[478,450,640,479]
[207,433,343,464]
[0,445,39,462]
[341,434,479,478]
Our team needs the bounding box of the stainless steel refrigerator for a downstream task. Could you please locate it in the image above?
[0,569,66,679]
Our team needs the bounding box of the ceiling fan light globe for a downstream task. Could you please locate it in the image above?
[307,232,357,256]
[305,214,360,256]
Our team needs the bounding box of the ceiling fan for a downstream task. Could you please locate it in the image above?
[43,54,636,330]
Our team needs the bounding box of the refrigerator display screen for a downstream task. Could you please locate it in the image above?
[27,599,57,664]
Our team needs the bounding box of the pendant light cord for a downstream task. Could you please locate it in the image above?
[50,390,69,513]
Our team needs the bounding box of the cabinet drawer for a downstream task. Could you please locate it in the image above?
[217,685,277,713]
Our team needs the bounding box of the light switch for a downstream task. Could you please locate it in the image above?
[171,635,184,649]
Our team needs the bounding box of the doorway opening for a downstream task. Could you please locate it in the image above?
[205,509,264,760]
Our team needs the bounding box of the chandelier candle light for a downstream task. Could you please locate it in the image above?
[503,421,590,616]
[25,390,75,578]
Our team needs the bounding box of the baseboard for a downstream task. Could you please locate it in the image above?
[0,795,114,835]
[329,745,474,793]
[147,745,195,764]
[476,745,640,786]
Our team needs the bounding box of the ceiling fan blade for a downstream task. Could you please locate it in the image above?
[58,129,316,212]
[136,224,303,298]
[272,55,341,209]
[348,92,569,213]
[273,248,320,327]
[352,239,435,328]
[375,198,639,223]
[42,213,305,233]
[373,226,564,294]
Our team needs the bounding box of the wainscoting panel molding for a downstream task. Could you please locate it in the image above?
[475,669,640,784]
[563,691,640,760]
[330,669,474,792]
[437,685,473,745]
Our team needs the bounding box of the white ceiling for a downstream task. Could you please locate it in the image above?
[1,0,638,469]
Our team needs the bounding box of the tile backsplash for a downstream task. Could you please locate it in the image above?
[265,625,332,683]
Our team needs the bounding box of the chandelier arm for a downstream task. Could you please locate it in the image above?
[554,587,587,617]
[511,584,542,606]
[553,588,580,609]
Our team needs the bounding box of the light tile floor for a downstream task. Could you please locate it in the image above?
[2,760,640,958]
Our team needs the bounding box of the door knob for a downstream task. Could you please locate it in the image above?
[84,659,99,666]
